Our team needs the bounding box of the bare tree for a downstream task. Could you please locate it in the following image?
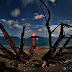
[0,23,36,68]
[0,0,72,68]
[40,0,72,66]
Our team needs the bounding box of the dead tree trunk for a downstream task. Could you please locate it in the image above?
[59,35,72,53]
[0,23,34,68]
[0,23,30,59]
[40,0,70,62]
[40,0,52,61]
[0,23,19,55]
[18,24,30,60]
[20,24,25,53]
[51,23,64,54]
[40,0,52,51]
[0,43,16,59]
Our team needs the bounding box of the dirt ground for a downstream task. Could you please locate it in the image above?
[0,48,72,72]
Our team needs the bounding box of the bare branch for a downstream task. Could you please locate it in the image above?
[0,23,19,55]
[0,23,30,59]
[63,23,72,28]
[40,0,52,61]
[59,35,72,53]
[20,23,25,53]
[51,24,60,33]
[52,23,64,52]
[40,0,52,49]
[40,0,51,23]
[40,5,47,22]
[0,43,16,59]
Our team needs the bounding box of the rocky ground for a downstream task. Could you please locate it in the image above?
[0,49,72,72]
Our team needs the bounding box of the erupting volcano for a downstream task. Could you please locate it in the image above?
[29,33,43,46]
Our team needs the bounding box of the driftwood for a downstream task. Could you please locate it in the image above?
[59,35,72,53]
[0,23,30,59]
[40,0,52,62]
[40,0,52,51]
[52,36,72,59]
[0,23,19,55]
[0,0,72,68]
[40,0,72,66]
[0,43,16,59]
[0,23,36,68]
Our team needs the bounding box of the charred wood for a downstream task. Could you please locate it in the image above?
[0,43,16,59]
[0,23,19,55]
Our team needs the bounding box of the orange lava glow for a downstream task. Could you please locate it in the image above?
[32,33,36,36]
[33,38,35,45]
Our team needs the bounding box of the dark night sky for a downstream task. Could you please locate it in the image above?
[0,0,72,37]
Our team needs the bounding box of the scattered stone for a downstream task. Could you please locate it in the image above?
[55,63,59,66]
[45,69,46,71]
[64,59,71,63]
[18,64,20,66]
[62,67,66,71]
[32,64,34,66]
[26,61,29,64]
[69,64,72,71]
[42,61,47,67]
[46,66,48,67]
[29,68,31,70]
[49,64,56,66]
[24,64,25,65]
[7,60,8,61]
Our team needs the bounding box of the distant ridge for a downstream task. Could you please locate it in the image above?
[0,36,19,39]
